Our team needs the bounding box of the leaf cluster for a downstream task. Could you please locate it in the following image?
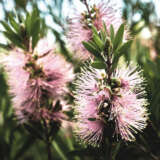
[0,9,46,51]
[82,23,133,71]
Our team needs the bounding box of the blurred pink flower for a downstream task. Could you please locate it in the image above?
[1,40,74,123]
[67,1,123,59]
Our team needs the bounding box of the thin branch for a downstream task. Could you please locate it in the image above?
[43,120,52,160]
[83,0,92,18]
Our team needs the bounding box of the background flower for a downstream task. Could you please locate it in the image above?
[67,0,123,59]
[1,40,74,123]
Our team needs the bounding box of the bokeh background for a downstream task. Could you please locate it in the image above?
[0,0,160,159]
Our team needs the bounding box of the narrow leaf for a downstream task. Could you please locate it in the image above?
[103,21,107,35]
[88,118,97,121]
[31,18,40,49]
[82,41,103,60]
[91,25,99,36]
[113,24,124,50]
[8,15,21,34]
[0,43,11,50]
[93,34,104,50]
[110,24,115,43]
[52,141,68,160]
[25,13,32,35]
[91,61,106,69]
[0,21,14,34]
[118,40,133,54]
[112,40,132,70]
[3,31,25,49]
[100,30,105,42]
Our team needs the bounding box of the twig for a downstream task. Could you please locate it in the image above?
[43,120,52,160]
[83,0,92,18]
[47,140,52,160]
[105,47,112,85]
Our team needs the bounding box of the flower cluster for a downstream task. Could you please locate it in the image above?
[74,64,148,146]
[67,0,148,147]
[67,0,123,58]
[2,40,74,123]
[0,0,149,150]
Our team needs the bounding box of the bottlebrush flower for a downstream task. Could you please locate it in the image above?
[74,63,148,146]
[67,0,123,58]
[110,65,148,141]
[112,65,145,91]
[1,40,74,123]
[110,90,148,141]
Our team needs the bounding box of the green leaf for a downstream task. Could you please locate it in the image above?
[2,31,25,49]
[118,40,133,54]
[82,41,103,60]
[100,30,106,42]
[31,8,39,21]
[113,24,124,50]
[25,9,41,49]
[26,9,39,36]
[30,9,39,33]
[0,43,11,50]
[32,34,39,50]
[91,61,106,69]
[52,141,68,160]
[0,21,14,34]
[8,15,21,34]
[112,40,132,71]
[88,118,97,121]
[31,18,41,49]
[1,20,24,48]
[25,13,32,35]
[30,17,40,35]
[91,25,99,36]
[14,136,36,160]
[103,21,107,35]
[89,40,101,53]
[112,142,121,160]
[93,34,104,50]
[110,24,115,43]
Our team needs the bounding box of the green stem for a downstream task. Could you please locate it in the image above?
[112,142,121,160]
[105,45,113,85]
[65,135,80,160]
[52,141,68,160]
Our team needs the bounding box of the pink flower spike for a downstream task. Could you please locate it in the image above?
[74,64,109,146]
[112,64,146,92]
[1,39,74,123]
[67,0,123,59]
[74,62,148,145]
[110,90,148,141]
[76,120,104,147]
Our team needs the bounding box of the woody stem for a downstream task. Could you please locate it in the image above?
[83,0,92,18]
[44,120,52,160]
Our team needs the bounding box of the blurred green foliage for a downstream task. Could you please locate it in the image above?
[0,0,160,160]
